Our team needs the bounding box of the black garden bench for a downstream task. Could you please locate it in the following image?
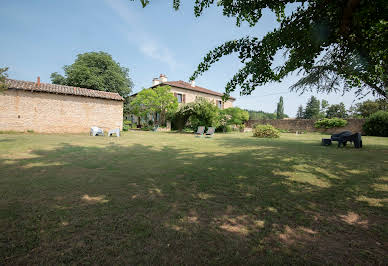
[322,131,363,148]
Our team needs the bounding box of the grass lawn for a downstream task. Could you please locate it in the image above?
[0,131,387,264]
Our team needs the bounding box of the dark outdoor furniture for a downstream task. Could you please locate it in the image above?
[329,131,362,148]
[338,132,363,148]
[321,138,332,146]
[331,131,352,141]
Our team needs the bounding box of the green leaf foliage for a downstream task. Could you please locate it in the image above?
[326,103,347,118]
[245,109,277,120]
[362,111,388,137]
[0,67,9,92]
[253,124,280,138]
[354,99,388,118]
[50,51,133,97]
[314,118,348,129]
[276,96,285,119]
[220,107,249,125]
[296,105,304,119]
[174,97,220,131]
[303,96,320,119]
[130,85,178,126]
[134,0,388,99]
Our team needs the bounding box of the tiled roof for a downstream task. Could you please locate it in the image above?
[5,79,124,101]
[151,80,236,101]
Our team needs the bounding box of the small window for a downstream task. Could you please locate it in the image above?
[177,94,183,103]
[217,100,222,109]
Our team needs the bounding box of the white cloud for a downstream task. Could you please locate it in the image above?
[104,0,179,70]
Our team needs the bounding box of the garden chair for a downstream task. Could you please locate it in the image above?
[195,126,205,137]
[204,127,215,138]
[108,128,120,137]
[90,126,104,136]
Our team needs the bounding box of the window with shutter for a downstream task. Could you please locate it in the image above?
[176,93,183,103]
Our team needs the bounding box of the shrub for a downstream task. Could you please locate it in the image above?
[216,125,233,133]
[253,124,280,138]
[239,124,245,132]
[123,125,129,131]
[123,120,132,126]
[314,118,348,129]
[141,126,152,131]
[225,125,232,132]
[363,111,388,136]
[174,97,220,131]
[220,107,249,125]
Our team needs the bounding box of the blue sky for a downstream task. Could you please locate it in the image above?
[0,0,376,116]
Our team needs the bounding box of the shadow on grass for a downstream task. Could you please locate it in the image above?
[0,139,387,264]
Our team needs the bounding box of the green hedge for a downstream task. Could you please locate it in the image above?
[253,124,280,138]
[314,118,347,129]
[363,111,388,136]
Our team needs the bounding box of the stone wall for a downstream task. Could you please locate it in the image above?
[246,118,365,134]
[0,89,123,133]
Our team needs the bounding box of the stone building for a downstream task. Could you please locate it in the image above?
[127,74,235,125]
[0,78,123,133]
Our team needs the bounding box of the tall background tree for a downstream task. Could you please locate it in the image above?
[134,0,387,99]
[0,67,9,92]
[326,102,347,118]
[51,51,133,97]
[296,105,304,119]
[303,96,320,119]
[245,110,277,120]
[276,96,285,119]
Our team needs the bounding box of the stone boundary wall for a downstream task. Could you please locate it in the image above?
[246,118,365,134]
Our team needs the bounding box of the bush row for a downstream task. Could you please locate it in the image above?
[314,118,348,129]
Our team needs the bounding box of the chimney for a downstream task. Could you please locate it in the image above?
[152,78,160,86]
[159,74,167,83]
[190,80,196,87]
[36,76,40,87]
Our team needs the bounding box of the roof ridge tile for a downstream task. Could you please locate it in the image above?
[5,78,124,101]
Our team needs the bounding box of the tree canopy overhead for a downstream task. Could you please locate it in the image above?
[51,51,133,97]
[133,0,387,99]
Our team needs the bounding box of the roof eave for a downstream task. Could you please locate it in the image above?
[150,82,236,101]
